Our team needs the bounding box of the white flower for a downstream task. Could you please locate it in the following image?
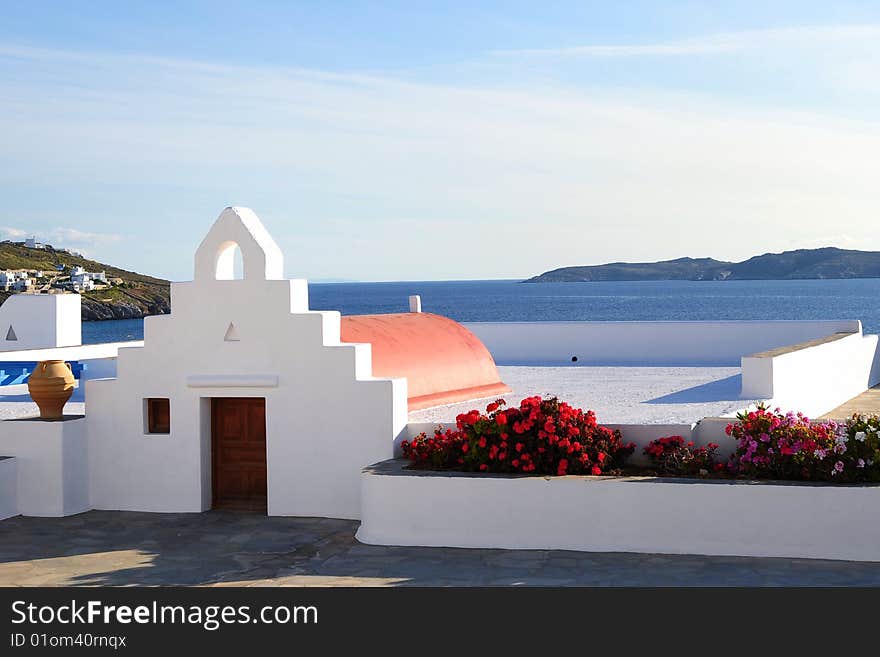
[855,431,867,442]
[857,459,866,469]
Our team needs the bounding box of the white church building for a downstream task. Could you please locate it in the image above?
[87,207,409,519]
[0,208,410,520]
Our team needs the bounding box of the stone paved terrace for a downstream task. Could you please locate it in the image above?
[2,511,880,586]
[410,365,755,425]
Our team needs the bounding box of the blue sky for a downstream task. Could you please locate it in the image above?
[2,1,880,281]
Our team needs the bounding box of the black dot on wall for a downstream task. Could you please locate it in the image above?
[571,356,578,362]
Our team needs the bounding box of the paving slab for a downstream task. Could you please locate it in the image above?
[409,366,755,425]
[822,385,880,419]
[2,511,880,586]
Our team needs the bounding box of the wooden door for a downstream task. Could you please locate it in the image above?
[211,398,267,511]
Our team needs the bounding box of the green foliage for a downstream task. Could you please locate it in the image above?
[0,242,166,287]
[0,241,170,318]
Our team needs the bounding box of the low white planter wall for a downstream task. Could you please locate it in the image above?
[0,457,17,520]
[605,423,695,466]
[0,417,89,517]
[358,459,880,562]
[741,333,880,418]
[463,320,862,366]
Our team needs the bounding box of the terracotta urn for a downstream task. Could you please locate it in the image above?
[27,360,75,420]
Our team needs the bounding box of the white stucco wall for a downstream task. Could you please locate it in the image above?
[86,207,407,520]
[464,320,863,366]
[0,457,17,520]
[358,460,880,561]
[741,333,880,417]
[0,341,141,364]
[0,418,89,517]
[0,294,82,351]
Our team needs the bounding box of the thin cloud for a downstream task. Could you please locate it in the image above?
[0,226,122,248]
[0,227,28,239]
[495,24,880,57]
[1,41,880,279]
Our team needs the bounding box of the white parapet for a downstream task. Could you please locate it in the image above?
[741,331,880,417]
[358,459,880,562]
[0,417,89,517]
[465,320,864,366]
[0,294,82,351]
[0,457,17,520]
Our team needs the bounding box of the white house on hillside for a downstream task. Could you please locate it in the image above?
[0,270,35,292]
[69,266,107,291]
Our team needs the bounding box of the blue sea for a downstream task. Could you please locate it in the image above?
[81,279,880,345]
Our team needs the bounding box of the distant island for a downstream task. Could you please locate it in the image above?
[0,240,169,321]
[526,247,880,283]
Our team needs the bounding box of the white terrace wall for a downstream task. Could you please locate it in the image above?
[0,418,89,517]
[358,460,880,561]
[86,207,407,520]
[741,332,880,418]
[464,320,862,366]
[0,457,16,520]
[0,294,81,351]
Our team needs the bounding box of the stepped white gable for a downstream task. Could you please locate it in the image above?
[84,207,407,519]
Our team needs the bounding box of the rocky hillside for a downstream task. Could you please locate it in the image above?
[0,242,170,320]
[527,248,880,282]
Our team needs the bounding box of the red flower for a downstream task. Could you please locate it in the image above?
[398,395,634,477]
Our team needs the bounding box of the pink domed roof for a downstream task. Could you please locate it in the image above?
[341,312,510,411]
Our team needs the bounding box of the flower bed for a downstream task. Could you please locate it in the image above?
[642,436,722,477]
[725,406,880,482]
[401,397,634,476]
[358,398,880,560]
[401,397,880,484]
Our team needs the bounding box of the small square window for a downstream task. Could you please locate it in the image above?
[146,398,170,434]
